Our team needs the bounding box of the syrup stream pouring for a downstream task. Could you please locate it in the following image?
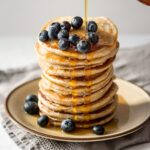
[84,0,88,34]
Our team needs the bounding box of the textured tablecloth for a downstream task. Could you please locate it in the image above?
[0,43,150,150]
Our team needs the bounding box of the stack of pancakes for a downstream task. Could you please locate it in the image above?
[35,16,119,128]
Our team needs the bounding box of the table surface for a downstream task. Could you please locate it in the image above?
[0,35,150,150]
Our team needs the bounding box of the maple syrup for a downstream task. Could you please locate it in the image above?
[42,95,129,134]
[84,0,88,31]
[37,0,121,131]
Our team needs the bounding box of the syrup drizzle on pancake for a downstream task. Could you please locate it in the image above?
[35,16,119,128]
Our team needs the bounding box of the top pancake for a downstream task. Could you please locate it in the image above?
[35,16,118,61]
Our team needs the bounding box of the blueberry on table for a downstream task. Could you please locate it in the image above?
[37,115,49,127]
[58,39,70,50]
[77,40,91,53]
[69,34,80,45]
[51,22,61,31]
[24,101,39,115]
[71,16,83,29]
[93,125,105,135]
[57,30,69,40]
[61,21,71,31]
[87,21,98,32]
[61,119,75,132]
[48,26,59,40]
[25,94,38,103]
[88,32,99,44]
[39,30,49,42]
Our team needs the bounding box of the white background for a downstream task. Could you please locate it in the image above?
[0,0,150,36]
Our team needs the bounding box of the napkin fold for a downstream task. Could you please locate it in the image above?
[0,44,150,150]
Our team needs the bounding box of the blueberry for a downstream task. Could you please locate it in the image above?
[37,115,49,127]
[51,22,61,31]
[88,32,99,44]
[25,94,38,103]
[61,21,71,31]
[71,16,83,29]
[39,30,49,42]
[77,40,91,53]
[93,125,105,135]
[24,101,39,115]
[48,26,59,40]
[58,39,70,50]
[87,21,98,32]
[57,30,69,40]
[61,119,75,132]
[69,34,80,45]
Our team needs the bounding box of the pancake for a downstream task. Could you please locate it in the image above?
[40,113,115,128]
[37,16,118,59]
[38,83,117,113]
[39,81,117,107]
[40,70,113,96]
[35,16,119,128]
[43,59,114,78]
[42,66,113,88]
[39,84,117,108]
[39,96,117,122]
[35,42,119,68]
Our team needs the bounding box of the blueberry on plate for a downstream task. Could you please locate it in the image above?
[71,16,83,29]
[87,21,98,32]
[88,32,99,44]
[61,119,75,132]
[58,39,70,50]
[69,34,80,45]
[39,30,49,42]
[48,26,59,40]
[77,40,91,53]
[37,115,49,127]
[25,94,38,103]
[93,125,105,135]
[51,22,61,31]
[61,21,71,31]
[24,101,39,115]
[57,29,69,40]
